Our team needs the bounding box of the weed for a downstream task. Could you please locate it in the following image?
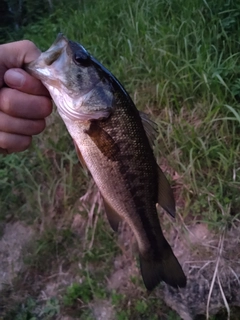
[135,299,148,314]
[63,282,92,306]
[2,297,60,320]
[24,228,76,272]
[14,298,37,320]
[116,310,130,320]
[39,298,60,318]
[111,292,125,306]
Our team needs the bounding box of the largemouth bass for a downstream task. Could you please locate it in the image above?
[25,34,186,290]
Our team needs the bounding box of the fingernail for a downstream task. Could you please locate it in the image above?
[5,70,25,88]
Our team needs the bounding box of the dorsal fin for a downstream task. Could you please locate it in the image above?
[139,111,158,147]
[157,166,176,218]
[102,197,122,232]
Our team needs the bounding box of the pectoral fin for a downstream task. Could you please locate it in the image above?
[157,166,176,218]
[102,197,122,232]
[85,121,120,160]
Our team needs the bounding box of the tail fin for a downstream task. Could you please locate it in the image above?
[139,242,186,291]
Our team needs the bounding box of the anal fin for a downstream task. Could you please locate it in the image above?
[157,166,176,218]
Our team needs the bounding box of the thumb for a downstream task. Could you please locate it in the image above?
[4,68,50,96]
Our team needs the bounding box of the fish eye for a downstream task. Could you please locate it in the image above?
[73,52,90,67]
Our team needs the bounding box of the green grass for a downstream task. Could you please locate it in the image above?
[1,297,61,320]
[1,0,240,319]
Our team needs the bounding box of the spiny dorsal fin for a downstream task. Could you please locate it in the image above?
[157,166,176,218]
[139,111,158,147]
[102,197,122,232]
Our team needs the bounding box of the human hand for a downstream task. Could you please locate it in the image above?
[0,40,52,154]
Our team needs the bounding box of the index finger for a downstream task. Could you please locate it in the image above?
[0,40,41,68]
[0,40,41,87]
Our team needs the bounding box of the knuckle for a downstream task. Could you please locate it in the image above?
[0,132,8,149]
[27,119,45,135]
[20,136,32,150]
[34,120,46,134]
[40,97,53,117]
[21,40,37,52]
[0,131,32,152]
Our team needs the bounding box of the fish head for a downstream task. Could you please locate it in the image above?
[25,33,114,121]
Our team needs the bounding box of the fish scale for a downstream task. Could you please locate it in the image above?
[25,33,186,290]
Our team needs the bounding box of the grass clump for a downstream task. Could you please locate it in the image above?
[2,0,240,228]
[111,293,181,320]
[63,282,92,306]
[24,228,76,272]
[2,297,60,320]
[83,217,119,265]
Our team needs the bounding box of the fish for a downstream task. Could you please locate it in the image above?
[25,33,186,290]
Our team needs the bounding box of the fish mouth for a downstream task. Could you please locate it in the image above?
[24,33,69,80]
[44,33,68,65]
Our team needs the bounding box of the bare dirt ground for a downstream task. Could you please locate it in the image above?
[162,219,240,320]
[0,177,240,320]
[1,213,240,320]
[0,222,35,292]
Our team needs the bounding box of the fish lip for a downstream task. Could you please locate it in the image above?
[40,33,69,66]
[47,33,69,55]
[24,33,69,75]
[52,33,68,45]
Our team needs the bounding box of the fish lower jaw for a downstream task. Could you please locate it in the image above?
[46,85,110,122]
[44,85,84,121]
